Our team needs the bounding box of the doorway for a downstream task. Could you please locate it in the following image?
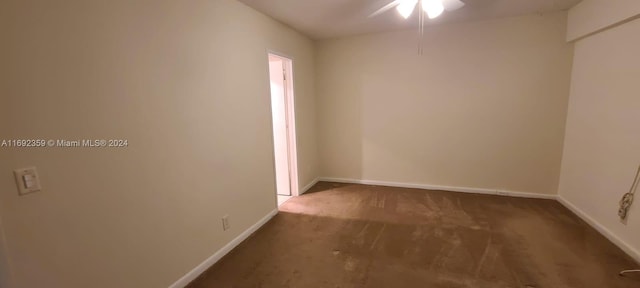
[268,53,298,206]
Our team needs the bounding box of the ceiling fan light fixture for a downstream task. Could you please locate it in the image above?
[396,0,418,19]
[441,0,465,11]
[421,0,444,19]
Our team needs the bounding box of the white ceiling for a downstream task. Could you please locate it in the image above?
[238,0,582,39]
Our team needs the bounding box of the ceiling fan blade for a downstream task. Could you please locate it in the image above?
[441,0,465,11]
[368,0,403,18]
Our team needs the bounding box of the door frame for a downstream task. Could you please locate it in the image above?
[267,50,300,197]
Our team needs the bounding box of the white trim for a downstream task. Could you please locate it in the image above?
[557,195,640,263]
[267,51,300,197]
[300,177,319,195]
[282,56,299,196]
[317,177,557,200]
[266,49,295,62]
[168,209,278,288]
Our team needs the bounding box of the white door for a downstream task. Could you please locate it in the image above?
[269,56,291,196]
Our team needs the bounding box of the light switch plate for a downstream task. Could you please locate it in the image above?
[14,167,41,195]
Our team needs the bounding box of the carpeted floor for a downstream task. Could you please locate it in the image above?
[188,182,639,288]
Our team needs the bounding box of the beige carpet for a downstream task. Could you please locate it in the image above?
[189,182,639,288]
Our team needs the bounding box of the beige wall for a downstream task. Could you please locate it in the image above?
[567,0,640,41]
[316,12,574,195]
[0,66,13,287]
[0,219,13,288]
[0,0,317,287]
[559,16,640,261]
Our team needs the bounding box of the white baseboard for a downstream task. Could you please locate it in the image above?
[169,209,279,288]
[557,195,640,264]
[299,177,319,195]
[318,177,557,200]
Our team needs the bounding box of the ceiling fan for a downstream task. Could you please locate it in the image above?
[369,0,466,19]
[369,0,466,54]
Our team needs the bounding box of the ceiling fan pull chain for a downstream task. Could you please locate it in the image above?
[417,3,421,55]
[418,1,424,55]
[420,7,423,55]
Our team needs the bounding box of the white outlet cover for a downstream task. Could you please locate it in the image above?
[222,215,230,231]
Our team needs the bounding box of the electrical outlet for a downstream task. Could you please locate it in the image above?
[222,215,230,231]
